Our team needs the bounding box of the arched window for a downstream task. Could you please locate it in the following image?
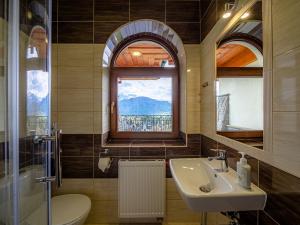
[110,37,179,139]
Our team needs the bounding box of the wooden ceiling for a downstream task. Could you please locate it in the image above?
[216,43,257,67]
[114,42,175,67]
[28,27,47,59]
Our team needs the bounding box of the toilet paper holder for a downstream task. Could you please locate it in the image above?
[98,149,112,172]
[99,148,109,157]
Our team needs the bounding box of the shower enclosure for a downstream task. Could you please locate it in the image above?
[0,0,53,224]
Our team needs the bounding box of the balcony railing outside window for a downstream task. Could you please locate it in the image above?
[118,115,172,132]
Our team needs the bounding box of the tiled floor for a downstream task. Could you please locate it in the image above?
[85,224,200,225]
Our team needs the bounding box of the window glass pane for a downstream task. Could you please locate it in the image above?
[26,70,49,135]
[217,77,263,131]
[117,77,172,132]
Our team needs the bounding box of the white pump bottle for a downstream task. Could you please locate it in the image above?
[236,152,251,189]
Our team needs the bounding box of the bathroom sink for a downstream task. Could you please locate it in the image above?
[170,158,266,212]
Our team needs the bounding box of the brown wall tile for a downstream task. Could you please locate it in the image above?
[94,0,129,21]
[0,0,5,19]
[259,161,300,225]
[62,156,93,178]
[61,134,94,156]
[130,0,165,21]
[58,22,93,43]
[94,22,125,43]
[167,1,200,22]
[259,211,279,225]
[130,147,165,157]
[201,0,216,41]
[52,22,57,43]
[167,22,200,44]
[58,0,93,21]
[200,0,213,18]
[52,0,57,21]
[238,211,258,225]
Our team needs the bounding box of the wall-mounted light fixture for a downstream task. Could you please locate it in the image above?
[241,11,250,19]
[222,2,235,19]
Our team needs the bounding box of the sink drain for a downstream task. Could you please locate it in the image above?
[199,184,212,193]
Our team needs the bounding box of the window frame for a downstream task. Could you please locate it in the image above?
[110,67,179,139]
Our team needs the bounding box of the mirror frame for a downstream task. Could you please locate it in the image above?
[212,0,273,153]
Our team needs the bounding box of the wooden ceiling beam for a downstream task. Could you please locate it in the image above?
[217,67,263,77]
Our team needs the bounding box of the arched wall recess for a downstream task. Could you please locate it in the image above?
[101,20,187,142]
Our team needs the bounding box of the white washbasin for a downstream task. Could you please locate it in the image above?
[170,158,266,212]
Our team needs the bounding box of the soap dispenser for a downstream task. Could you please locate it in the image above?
[237,152,251,189]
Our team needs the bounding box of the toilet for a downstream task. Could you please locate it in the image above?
[52,194,91,225]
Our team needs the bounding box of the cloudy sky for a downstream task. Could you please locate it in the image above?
[118,77,172,102]
[27,70,49,101]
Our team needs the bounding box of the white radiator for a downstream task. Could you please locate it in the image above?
[118,159,166,219]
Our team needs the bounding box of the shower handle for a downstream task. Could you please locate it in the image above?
[35,176,56,183]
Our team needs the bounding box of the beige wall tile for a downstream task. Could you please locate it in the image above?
[51,111,58,124]
[58,44,94,67]
[51,88,58,112]
[93,112,102,134]
[58,89,93,112]
[51,66,58,89]
[272,0,300,56]
[92,179,118,201]
[53,179,94,198]
[58,66,94,89]
[273,46,300,111]
[187,111,201,134]
[58,112,93,134]
[273,112,300,176]
[93,89,102,112]
[94,44,105,67]
[187,96,201,112]
[52,44,58,66]
[94,67,102,89]
[166,179,181,200]
[165,199,201,223]
[86,200,119,224]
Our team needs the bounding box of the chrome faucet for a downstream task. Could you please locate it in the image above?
[208,149,229,172]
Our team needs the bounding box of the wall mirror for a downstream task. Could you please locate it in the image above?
[215,1,263,149]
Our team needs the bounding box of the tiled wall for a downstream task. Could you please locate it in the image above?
[54,178,230,225]
[201,134,300,225]
[55,133,207,224]
[200,0,300,175]
[200,0,227,41]
[199,1,300,224]
[52,0,203,44]
[51,43,201,135]
[271,0,300,177]
[60,134,201,178]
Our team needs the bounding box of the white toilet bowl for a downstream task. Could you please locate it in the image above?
[52,194,91,225]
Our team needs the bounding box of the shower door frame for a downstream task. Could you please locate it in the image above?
[7,0,53,224]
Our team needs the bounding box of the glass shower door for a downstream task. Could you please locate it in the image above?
[0,0,53,223]
[0,0,53,224]
[18,0,52,224]
[0,0,10,224]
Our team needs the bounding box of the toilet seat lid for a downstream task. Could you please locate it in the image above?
[52,194,91,225]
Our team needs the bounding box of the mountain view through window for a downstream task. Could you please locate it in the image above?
[117,77,172,132]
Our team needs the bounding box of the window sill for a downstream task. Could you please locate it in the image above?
[103,138,186,148]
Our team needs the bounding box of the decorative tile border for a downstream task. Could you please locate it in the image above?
[60,133,201,179]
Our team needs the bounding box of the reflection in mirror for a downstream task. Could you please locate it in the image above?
[26,26,49,136]
[215,1,263,149]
